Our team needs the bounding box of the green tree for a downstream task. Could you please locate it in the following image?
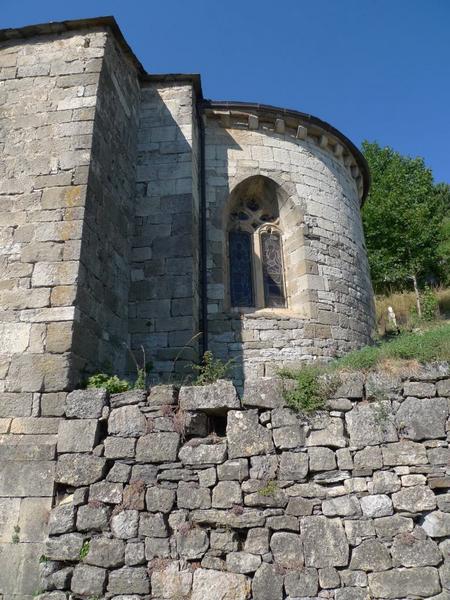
[361,142,447,300]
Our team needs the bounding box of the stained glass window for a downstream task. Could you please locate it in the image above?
[229,231,254,306]
[261,231,286,307]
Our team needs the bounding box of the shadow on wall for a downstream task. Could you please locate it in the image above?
[125,82,202,386]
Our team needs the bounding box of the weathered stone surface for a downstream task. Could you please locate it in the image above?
[279,451,308,481]
[308,446,336,471]
[71,563,107,596]
[392,486,436,513]
[139,512,168,537]
[249,455,278,480]
[227,410,274,458]
[396,397,448,440]
[218,458,249,481]
[332,372,364,399]
[403,381,436,397]
[350,539,392,571]
[107,566,150,594]
[391,533,442,567]
[360,494,393,518]
[108,405,147,437]
[322,496,361,517]
[344,519,376,546]
[90,481,123,504]
[371,470,401,494]
[0,460,55,496]
[191,508,266,528]
[48,502,75,535]
[136,432,180,462]
[302,516,349,567]
[56,454,106,486]
[242,378,284,409]
[244,527,269,554]
[284,567,319,597]
[354,445,383,470]
[212,481,242,508]
[77,504,111,532]
[211,529,239,553]
[272,424,305,449]
[226,551,261,574]
[177,481,211,509]
[252,563,283,600]
[146,486,175,513]
[382,440,428,465]
[270,531,303,567]
[147,385,177,406]
[110,510,139,539]
[179,379,240,412]
[144,535,170,560]
[191,568,251,600]
[437,493,450,512]
[368,566,441,598]
[345,402,397,448]
[85,537,125,568]
[422,511,450,537]
[437,379,450,396]
[65,389,107,419]
[271,407,298,428]
[110,389,146,408]
[104,436,136,459]
[306,416,346,448]
[374,514,414,539]
[177,527,209,559]
[179,440,227,465]
[46,533,84,561]
[151,561,193,598]
[335,589,370,600]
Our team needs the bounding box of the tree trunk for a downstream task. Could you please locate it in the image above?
[412,273,422,318]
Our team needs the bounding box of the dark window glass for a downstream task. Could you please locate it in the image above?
[229,231,254,306]
[261,231,286,307]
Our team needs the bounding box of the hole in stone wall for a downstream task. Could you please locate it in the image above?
[208,414,227,437]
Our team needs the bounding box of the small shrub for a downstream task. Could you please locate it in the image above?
[420,286,439,321]
[86,373,131,394]
[281,366,336,413]
[79,540,90,560]
[333,345,380,371]
[259,480,278,497]
[39,555,49,564]
[192,351,233,385]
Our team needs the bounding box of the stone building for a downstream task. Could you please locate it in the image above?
[0,15,374,397]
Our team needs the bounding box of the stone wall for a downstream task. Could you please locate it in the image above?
[204,114,375,385]
[34,364,450,600]
[0,28,108,405]
[129,80,201,378]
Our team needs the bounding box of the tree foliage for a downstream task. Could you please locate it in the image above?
[361,141,448,293]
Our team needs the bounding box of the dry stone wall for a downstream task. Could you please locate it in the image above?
[36,364,450,600]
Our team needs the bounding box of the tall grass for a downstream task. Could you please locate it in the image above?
[375,287,450,334]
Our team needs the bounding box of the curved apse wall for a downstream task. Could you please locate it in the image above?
[202,104,375,384]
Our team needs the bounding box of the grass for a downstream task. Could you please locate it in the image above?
[281,320,450,412]
[375,287,450,334]
[335,321,450,371]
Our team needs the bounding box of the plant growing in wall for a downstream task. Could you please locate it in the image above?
[193,351,234,385]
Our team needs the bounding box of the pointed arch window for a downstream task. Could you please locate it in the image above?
[228,196,286,309]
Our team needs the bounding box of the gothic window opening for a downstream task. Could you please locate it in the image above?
[228,191,286,309]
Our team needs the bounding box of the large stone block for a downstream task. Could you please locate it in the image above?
[368,566,441,598]
[191,568,251,600]
[242,378,285,409]
[349,539,392,571]
[151,561,193,598]
[391,534,442,567]
[56,454,106,486]
[109,405,147,437]
[107,566,150,594]
[179,440,227,465]
[71,563,107,596]
[392,486,436,513]
[65,388,107,418]
[382,440,428,466]
[252,563,283,600]
[345,402,397,448]
[395,397,448,440]
[302,516,349,567]
[422,511,450,537]
[179,379,240,413]
[0,460,55,497]
[85,537,125,568]
[227,410,273,459]
[57,418,99,453]
[136,432,180,462]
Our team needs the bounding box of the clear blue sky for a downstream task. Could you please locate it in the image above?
[2,0,449,183]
